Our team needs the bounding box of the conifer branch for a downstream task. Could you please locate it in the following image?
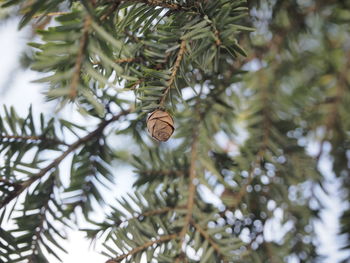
[106,234,177,262]
[175,123,199,261]
[191,220,228,263]
[180,133,198,236]
[1,0,338,261]
[159,40,186,107]
[69,15,92,98]
[0,109,131,210]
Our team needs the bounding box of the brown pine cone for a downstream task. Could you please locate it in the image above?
[147,110,174,142]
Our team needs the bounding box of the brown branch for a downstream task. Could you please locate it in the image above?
[69,16,92,98]
[173,99,204,263]
[316,64,348,161]
[191,220,228,263]
[159,40,187,107]
[0,109,131,210]
[106,234,177,263]
[175,125,199,259]
[0,135,68,146]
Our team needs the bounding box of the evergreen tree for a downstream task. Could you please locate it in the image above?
[0,0,349,262]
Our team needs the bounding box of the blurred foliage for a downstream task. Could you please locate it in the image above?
[0,0,349,262]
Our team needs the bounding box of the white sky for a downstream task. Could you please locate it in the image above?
[0,17,348,263]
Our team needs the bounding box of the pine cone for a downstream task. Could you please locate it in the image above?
[147,110,174,142]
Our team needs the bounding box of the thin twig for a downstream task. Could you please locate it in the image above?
[159,40,187,107]
[0,109,131,210]
[180,133,198,236]
[191,220,228,263]
[106,234,177,262]
[69,16,92,98]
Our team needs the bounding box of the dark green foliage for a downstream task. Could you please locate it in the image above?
[0,0,349,262]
